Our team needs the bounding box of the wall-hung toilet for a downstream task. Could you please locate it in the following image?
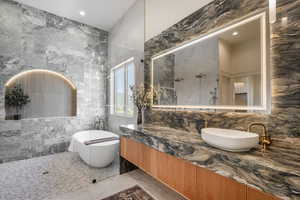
[69,130,119,168]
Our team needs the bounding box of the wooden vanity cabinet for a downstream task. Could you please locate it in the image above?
[155,150,198,200]
[247,186,280,200]
[120,137,198,199]
[196,166,247,200]
[120,137,279,200]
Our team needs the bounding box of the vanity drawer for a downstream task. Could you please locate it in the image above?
[196,166,246,200]
[155,150,198,200]
[121,137,198,199]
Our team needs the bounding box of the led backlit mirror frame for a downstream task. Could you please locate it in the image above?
[151,12,269,111]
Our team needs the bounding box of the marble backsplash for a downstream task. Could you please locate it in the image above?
[144,0,300,151]
[0,0,108,163]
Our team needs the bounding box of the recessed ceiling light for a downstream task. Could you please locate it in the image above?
[79,11,86,16]
[232,31,239,36]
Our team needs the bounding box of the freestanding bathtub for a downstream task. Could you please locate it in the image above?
[68,130,119,168]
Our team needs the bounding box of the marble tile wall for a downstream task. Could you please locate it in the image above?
[144,0,300,152]
[0,0,108,163]
[153,54,177,105]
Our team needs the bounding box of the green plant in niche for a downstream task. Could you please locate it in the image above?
[5,84,30,120]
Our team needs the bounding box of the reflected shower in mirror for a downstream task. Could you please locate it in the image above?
[5,70,77,120]
[152,13,267,110]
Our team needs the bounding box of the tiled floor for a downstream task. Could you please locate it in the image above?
[0,152,119,200]
[48,169,186,200]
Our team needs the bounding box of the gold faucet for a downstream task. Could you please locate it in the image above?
[204,120,208,128]
[248,122,271,151]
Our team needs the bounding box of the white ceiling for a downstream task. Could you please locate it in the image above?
[16,0,137,31]
[220,19,260,45]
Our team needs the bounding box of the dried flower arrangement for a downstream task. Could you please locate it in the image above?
[130,84,159,125]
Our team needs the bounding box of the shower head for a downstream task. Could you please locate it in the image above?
[174,77,184,82]
[195,73,206,79]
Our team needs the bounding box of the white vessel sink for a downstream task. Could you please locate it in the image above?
[201,128,259,152]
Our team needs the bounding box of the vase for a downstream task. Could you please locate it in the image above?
[137,108,144,126]
[13,114,21,120]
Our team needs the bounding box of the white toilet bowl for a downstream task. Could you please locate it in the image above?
[69,130,119,168]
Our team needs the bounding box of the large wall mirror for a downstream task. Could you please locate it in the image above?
[151,12,268,111]
[5,69,77,120]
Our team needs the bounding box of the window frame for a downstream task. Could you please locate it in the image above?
[110,57,135,117]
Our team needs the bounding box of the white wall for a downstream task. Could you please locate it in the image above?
[218,37,261,106]
[145,0,213,41]
[231,39,261,75]
[219,39,233,105]
[108,0,144,133]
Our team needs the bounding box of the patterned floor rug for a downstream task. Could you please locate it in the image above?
[101,185,155,200]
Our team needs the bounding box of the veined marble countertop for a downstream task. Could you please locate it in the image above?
[119,124,300,200]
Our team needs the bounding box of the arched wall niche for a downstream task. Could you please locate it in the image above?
[5,69,77,120]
